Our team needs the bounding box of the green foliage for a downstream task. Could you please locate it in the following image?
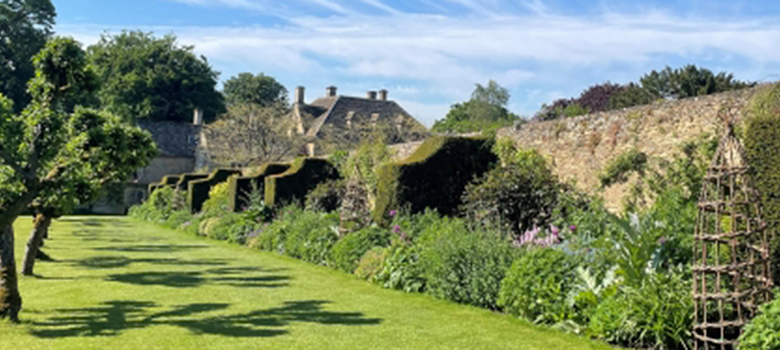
[329,226,391,273]
[0,0,56,112]
[739,291,780,350]
[355,247,389,281]
[223,72,287,107]
[419,218,518,309]
[227,163,290,212]
[374,136,497,224]
[202,213,248,243]
[462,144,560,235]
[163,210,193,230]
[588,271,692,350]
[598,148,648,188]
[744,83,780,286]
[498,248,579,324]
[200,182,231,218]
[607,83,658,110]
[188,169,241,214]
[432,81,521,133]
[249,207,339,265]
[305,179,345,213]
[342,133,392,205]
[640,64,754,100]
[87,30,225,123]
[264,158,341,208]
[374,241,426,293]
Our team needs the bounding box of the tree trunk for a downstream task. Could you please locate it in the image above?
[0,225,22,322]
[22,214,51,276]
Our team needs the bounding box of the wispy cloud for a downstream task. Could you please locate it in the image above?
[60,1,780,124]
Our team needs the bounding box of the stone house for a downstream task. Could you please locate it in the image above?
[288,86,428,155]
[88,113,203,214]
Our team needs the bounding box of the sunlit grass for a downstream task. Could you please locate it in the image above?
[1,216,609,349]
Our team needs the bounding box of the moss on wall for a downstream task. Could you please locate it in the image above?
[264,158,341,208]
[227,163,291,212]
[187,169,242,213]
[373,136,497,225]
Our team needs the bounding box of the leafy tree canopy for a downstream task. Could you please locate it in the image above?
[87,30,225,123]
[223,72,287,107]
[432,80,521,133]
[0,0,56,112]
[640,64,754,100]
[0,37,156,321]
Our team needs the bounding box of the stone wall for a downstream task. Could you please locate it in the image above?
[497,85,768,210]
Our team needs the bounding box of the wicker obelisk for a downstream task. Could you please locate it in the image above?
[692,127,774,350]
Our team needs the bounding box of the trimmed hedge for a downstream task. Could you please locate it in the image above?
[227,162,291,212]
[264,158,341,207]
[176,173,209,191]
[148,182,161,195]
[187,169,242,213]
[744,83,780,286]
[149,174,182,196]
[373,136,497,224]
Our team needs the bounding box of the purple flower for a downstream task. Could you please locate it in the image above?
[658,236,667,245]
[569,225,577,233]
[392,225,401,234]
[388,210,397,218]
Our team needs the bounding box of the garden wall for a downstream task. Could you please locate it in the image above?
[497,85,768,210]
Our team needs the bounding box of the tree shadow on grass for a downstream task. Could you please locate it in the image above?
[72,256,228,269]
[105,266,291,289]
[30,300,381,339]
[92,244,209,253]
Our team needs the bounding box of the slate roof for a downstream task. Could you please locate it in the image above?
[137,120,200,158]
[301,96,419,137]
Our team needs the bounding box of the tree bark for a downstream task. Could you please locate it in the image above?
[22,214,51,276]
[0,225,22,322]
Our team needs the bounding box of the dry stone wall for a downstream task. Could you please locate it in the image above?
[497,85,768,210]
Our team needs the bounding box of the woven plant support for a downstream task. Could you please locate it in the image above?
[693,128,774,350]
[339,165,371,236]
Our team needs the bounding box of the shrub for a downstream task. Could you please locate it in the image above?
[305,179,346,213]
[419,219,518,309]
[374,136,497,224]
[179,215,202,236]
[374,241,426,293]
[329,226,391,273]
[598,148,648,188]
[264,158,341,208]
[588,271,692,350]
[744,82,780,286]
[607,83,658,110]
[164,210,193,229]
[498,248,579,324]
[201,182,231,218]
[187,169,241,213]
[739,291,780,350]
[227,163,290,212]
[201,212,258,244]
[355,247,389,281]
[250,207,339,265]
[462,146,560,236]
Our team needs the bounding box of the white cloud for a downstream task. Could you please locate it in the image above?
[58,2,780,123]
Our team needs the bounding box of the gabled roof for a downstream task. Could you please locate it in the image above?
[303,96,417,137]
[137,120,200,158]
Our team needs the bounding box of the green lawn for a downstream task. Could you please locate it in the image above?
[0,216,609,350]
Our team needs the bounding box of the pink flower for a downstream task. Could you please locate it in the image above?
[392,225,401,234]
[388,210,397,218]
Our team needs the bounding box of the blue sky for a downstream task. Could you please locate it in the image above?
[55,0,780,125]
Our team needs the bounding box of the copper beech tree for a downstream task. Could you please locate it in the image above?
[0,37,155,322]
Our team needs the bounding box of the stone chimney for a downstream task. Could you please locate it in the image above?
[379,89,388,101]
[193,108,204,125]
[295,86,305,104]
[367,91,377,100]
[326,86,338,97]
